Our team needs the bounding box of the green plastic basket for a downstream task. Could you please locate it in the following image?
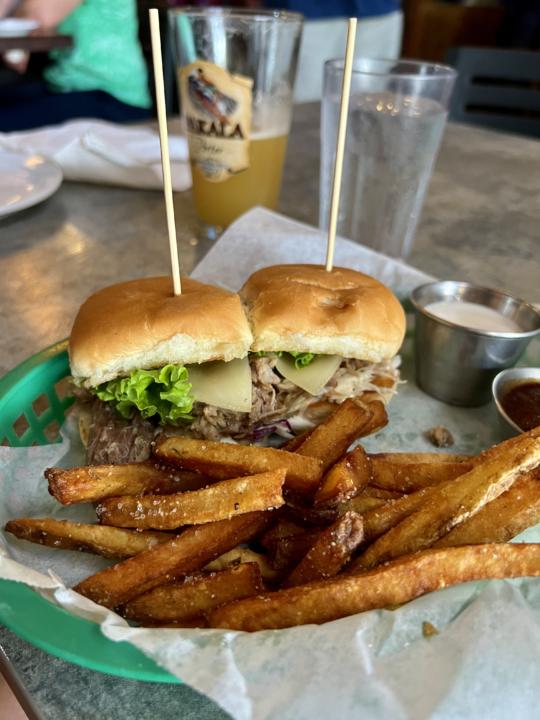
[0,340,73,447]
[0,341,178,683]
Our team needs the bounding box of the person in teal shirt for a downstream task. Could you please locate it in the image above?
[0,0,152,131]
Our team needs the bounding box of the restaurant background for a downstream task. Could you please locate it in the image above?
[1,0,539,133]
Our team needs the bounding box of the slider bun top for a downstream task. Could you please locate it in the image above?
[70,276,253,386]
[241,264,406,361]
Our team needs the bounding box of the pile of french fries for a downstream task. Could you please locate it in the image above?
[5,400,540,631]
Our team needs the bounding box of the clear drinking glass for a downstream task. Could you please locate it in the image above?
[320,58,456,258]
[171,7,303,239]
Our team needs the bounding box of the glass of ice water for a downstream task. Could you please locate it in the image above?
[320,59,456,258]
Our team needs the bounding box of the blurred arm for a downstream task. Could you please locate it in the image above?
[16,0,81,29]
[0,0,20,18]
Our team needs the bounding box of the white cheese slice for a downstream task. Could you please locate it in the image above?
[275,355,342,396]
[187,357,252,413]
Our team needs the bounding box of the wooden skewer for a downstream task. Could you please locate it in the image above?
[325,17,357,273]
[149,8,182,295]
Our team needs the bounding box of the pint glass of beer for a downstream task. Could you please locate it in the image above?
[171,8,303,238]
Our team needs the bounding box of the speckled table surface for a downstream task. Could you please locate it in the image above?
[0,103,539,719]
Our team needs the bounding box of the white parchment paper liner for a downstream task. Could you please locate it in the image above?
[2,208,540,719]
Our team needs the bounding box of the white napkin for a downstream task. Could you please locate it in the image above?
[0,119,191,191]
[192,207,433,298]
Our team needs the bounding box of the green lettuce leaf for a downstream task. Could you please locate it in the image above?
[288,351,316,369]
[94,364,193,425]
[250,351,317,369]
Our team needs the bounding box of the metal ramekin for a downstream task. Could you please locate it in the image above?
[410,281,540,406]
[492,366,540,436]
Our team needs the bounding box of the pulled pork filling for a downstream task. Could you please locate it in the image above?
[78,356,400,465]
[189,356,400,441]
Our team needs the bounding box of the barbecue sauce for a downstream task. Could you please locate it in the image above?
[501,382,540,431]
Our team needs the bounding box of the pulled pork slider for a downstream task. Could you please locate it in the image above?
[70,276,253,464]
[236,264,406,439]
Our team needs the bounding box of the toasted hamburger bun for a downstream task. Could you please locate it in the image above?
[240,264,406,361]
[70,276,253,387]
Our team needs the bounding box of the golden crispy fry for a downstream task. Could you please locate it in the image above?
[360,399,388,436]
[314,446,371,507]
[154,436,323,495]
[46,463,206,505]
[295,399,381,473]
[369,454,474,493]
[123,563,263,625]
[282,429,314,452]
[339,485,407,516]
[96,470,285,530]
[282,503,339,527]
[356,428,540,569]
[74,511,271,608]
[260,520,308,550]
[266,530,320,573]
[341,494,386,514]
[260,519,323,572]
[284,511,364,587]
[362,486,403,500]
[358,484,442,546]
[370,453,472,465]
[339,485,405,517]
[435,470,540,547]
[209,544,540,630]
[205,546,279,581]
[4,518,169,559]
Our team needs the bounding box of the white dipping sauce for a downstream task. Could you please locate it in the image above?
[424,300,521,333]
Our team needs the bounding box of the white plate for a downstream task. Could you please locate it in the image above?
[0,18,39,37]
[0,151,63,217]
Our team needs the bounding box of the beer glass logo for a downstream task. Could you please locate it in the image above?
[188,69,237,124]
[180,60,253,181]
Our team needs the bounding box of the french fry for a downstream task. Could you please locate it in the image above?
[283,511,364,587]
[369,454,474,493]
[122,563,263,625]
[339,485,404,517]
[372,374,396,389]
[356,428,540,569]
[260,520,308,550]
[346,480,477,573]
[96,470,285,530]
[282,429,314,452]
[4,518,169,559]
[295,399,382,473]
[362,486,403,500]
[266,530,320,573]
[209,544,540,631]
[360,398,388,436]
[370,453,473,464]
[154,436,323,495]
[74,511,271,608]
[314,446,371,507]
[205,547,279,581]
[435,470,540,548]
[46,463,206,505]
[282,503,339,527]
[356,483,443,548]
[341,494,386,514]
[260,519,325,571]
